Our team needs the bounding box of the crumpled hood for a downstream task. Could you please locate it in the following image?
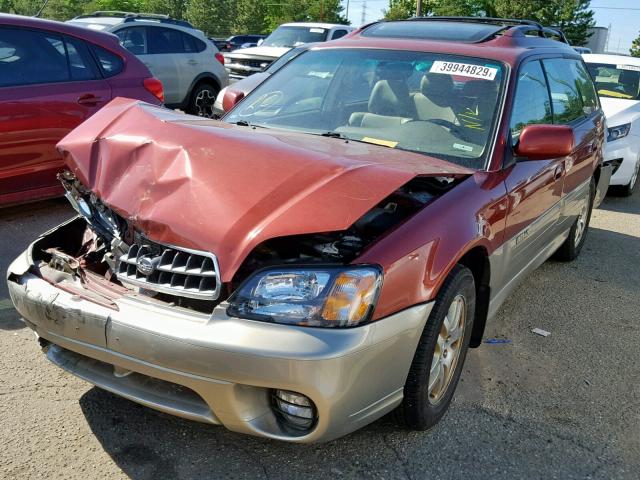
[224,46,290,60]
[57,98,472,281]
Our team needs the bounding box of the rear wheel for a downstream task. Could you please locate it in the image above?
[399,265,475,430]
[555,176,595,261]
[187,82,219,118]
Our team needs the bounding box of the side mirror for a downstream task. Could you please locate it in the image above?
[515,124,575,160]
[257,39,264,46]
[222,90,245,113]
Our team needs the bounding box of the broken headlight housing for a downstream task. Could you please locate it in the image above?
[227,266,383,327]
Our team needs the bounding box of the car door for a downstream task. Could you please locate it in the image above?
[0,27,111,205]
[496,59,566,297]
[116,26,180,105]
[541,58,604,231]
[147,26,191,105]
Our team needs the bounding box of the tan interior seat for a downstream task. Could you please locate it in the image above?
[413,73,458,123]
[347,61,415,128]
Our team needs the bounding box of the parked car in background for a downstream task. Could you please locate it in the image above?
[584,54,640,195]
[223,22,354,81]
[69,12,227,117]
[215,35,267,52]
[213,43,313,116]
[0,13,163,207]
[574,46,592,54]
[8,18,610,442]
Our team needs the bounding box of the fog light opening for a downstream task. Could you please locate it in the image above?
[272,389,317,432]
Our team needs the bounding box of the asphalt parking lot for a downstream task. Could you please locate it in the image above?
[0,190,638,480]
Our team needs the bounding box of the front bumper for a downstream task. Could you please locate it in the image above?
[7,239,432,443]
[603,135,640,186]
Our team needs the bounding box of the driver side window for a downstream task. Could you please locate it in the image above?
[510,60,552,142]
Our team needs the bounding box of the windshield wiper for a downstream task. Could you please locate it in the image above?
[232,120,267,129]
[319,131,347,139]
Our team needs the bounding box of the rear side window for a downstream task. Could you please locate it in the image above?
[510,60,552,141]
[64,37,100,81]
[0,27,99,87]
[117,27,147,55]
[331,29,349,40]
[91,45,124,77]
[148,27,184,54]
[182,33,206,53]
[542,58,587,124]
[573,61,599,114]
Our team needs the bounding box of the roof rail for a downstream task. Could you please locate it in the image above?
[408,16,569,44]
[73,11,137,19]
[409,16,543,28]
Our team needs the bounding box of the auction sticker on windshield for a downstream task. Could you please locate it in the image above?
[616,64,640,72]
[430,61,498,80]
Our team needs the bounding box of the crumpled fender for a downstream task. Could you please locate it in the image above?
[57,98,472,282]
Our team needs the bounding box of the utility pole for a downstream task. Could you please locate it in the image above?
[361,0,367,26]
[416,0,423,17]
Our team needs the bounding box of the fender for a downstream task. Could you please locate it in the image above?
[357,170,509,320]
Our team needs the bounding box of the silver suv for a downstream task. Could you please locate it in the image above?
[68,12,228,117]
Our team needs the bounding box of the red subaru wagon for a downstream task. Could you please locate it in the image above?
[0,14,163,207]
[9,18,612,443]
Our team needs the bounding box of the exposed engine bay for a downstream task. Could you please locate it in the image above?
[30,171,459,313]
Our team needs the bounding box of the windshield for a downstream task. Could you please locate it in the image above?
[586,62,640,100]
[225,48,505,169]
[262,26,328,48]
[265,45,310,73]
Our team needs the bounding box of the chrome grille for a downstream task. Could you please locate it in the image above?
[116,242,221,301]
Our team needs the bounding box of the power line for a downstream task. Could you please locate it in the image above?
[591,6,640,11]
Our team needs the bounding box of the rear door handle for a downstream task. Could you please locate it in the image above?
[188,59,198,65]
[77,94,102,106]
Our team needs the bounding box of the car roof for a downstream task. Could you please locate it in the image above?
[280,22,353,30]
[583,53,640,66]
[0,13,122,47]
[317,18,577,66]
[106,20,207,38]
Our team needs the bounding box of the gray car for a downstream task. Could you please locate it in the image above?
[68,12,228,117]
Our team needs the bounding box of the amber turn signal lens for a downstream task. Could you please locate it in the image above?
[321,270,380,325]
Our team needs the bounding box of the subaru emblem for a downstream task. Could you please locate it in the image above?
[136,255,158,276]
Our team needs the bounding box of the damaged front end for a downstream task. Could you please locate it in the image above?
[22,170,459,318]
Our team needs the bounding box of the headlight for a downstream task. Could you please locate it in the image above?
[227,266,383,327]
[607,123,631,142]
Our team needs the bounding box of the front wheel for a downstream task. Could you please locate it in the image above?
[619,159,639,197]
[187,83,219,118]
[554,176,595,261]
[399,264,475,430]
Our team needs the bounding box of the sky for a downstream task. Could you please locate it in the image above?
[341,0,640,54]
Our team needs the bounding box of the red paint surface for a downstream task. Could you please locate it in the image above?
[57,98,472,284]
[0,14,161,207]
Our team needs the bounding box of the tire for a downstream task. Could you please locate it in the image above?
[187,82,219,118]
[554,176,595,262]
[399,264,475,430]
[618,160,639,197]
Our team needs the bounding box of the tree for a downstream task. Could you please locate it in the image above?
[631,33,640,57]
[494,0,595,46]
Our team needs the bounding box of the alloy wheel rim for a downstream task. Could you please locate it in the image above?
[428,294,466,405]
[574,197,589,247]
[195,89,215,118]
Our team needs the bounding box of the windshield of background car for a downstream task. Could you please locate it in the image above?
[586,62,640,100]
[224,48,506,168]
[261,26,328,48]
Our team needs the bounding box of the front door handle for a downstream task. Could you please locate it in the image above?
[77,94,102,106]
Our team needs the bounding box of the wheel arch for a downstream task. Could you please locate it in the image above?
[456,246,491,348]
[182,73,222,107]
